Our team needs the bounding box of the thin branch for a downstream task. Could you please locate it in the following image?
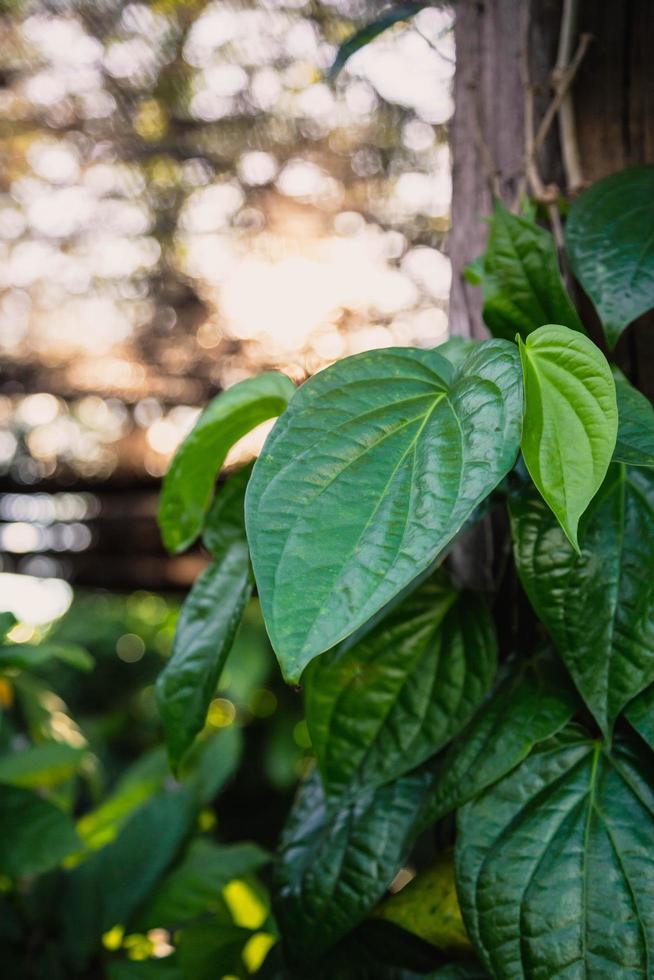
[534,31,593,157]
[553,0,585,192]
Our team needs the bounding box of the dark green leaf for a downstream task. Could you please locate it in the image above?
[624,683,654,751]
[613,367,654,466]
[177,915,251,980]
[0,784,79,876]
[0,612,16,641]
[565,165,654,347]
[435,336,479,367]
[135,837,269,930]
[0,742,87,789]
[62,787,196,967]
[156,546,251,771]
[274,765,436,964]
[419,654,578,828]
[158,372,294,553]
[247,343,522,682]
[328,4,426,80]
[306,578,496,797]
[511,465,654,738]
[180,724,242,806]
[107,958,182,980]
[518,323,617,550]
[0,642,93,672]
[202,462,253,556]
[478,202,583,341]
[456,728,654,977]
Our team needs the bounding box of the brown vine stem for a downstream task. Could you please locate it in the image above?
[553,0,585,193]
[535,31,593,164]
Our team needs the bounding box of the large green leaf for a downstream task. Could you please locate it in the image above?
[613,367,654,467]
[511,465,654,738]
[0,783,80,876]
[565,165,654,347]
[625,682,654,752]
[158,372,294,553]
[274,765,436,964]
[136,837,269,930]
[518,323,617,550]
[456,728,654,978]
[328,3,426,80]
[478,203,583,341]
[306,578,496,797]
[0,741,87,789]
[156,545,251,771]
[419,655,578,829]
[247,343,522,682]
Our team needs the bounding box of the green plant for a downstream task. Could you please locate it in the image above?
[157,164,654,978]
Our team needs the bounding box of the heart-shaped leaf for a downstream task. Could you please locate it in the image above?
[246,343,522,682]
[510,465,654,739]
[478,203,583,341]
[565,165,654,347]
[274,765,437,964]
[613,367,654,467]
[419,654,578,828]
[158,372,294,554]
[306,577,496,797]
[518,324,617,550]
[456,727,654,978]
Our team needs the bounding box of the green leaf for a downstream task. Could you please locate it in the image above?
[247,343,522,682]
[180,724,242,806]
[62,787,196,967]
[456,728,654,978]
[107,958,182,980]
[158,372,295,553]
[625,682,654,751]
[511,465,654,738]
[306,578,497,797]
[0,742,87,789]
[177,915,252,980]
[435,336,479,368]
[0,612,16,641]
[613,367,654,467]
[419,654,578,828]
[373,855,471,953]
[156,546,251,771]
[478,202,583,342]
[202,462,253,556]
[565,165,654,347]
[0,784,79,876]
[328,3,426,80]
[135,837,269,931]
[0,642,93,672]
[518,323,618,549]
[274,765,436,964]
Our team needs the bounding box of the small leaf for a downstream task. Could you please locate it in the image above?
[0,742,87,789]
[0,784,80,876]
[328,3,426,80]
[373,855,471,953]
[274,765,436,964]
[565,165,654,347]
[478,202,583,341]
[156,540,251,770]
[518,323,618,549]
[306,578,497,797]
[613,366,654,466]
[419,654,578,828]
[135,838,269,931]
[247,343,522,682]
[158,372,295,554]
[511,466,654,738]
[456,728,654,978]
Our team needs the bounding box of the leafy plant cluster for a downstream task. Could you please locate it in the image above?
[155,164,654,978]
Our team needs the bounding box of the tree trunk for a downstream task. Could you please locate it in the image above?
[449,0,654,344]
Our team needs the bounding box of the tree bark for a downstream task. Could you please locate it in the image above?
[448,0,654,340]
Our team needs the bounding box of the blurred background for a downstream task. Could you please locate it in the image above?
[0,1,454,974]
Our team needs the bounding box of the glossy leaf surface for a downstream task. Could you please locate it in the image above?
[566,165,654,347]
[479,203,583,341]
[247,343,522,681]
[158,371,294,553]
[306,578,496,796]
[613,367,654,466]
[156,544,251,771]
[518,324,617,549]
[511,466,654,737]
[456,728,654,978]
[274,765,435,963]
[625,682,654,752]
[419,655,578,828]
[0,784,80,876]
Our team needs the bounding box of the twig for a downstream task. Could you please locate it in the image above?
[534,32,593,157]
[553,0,585,192]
